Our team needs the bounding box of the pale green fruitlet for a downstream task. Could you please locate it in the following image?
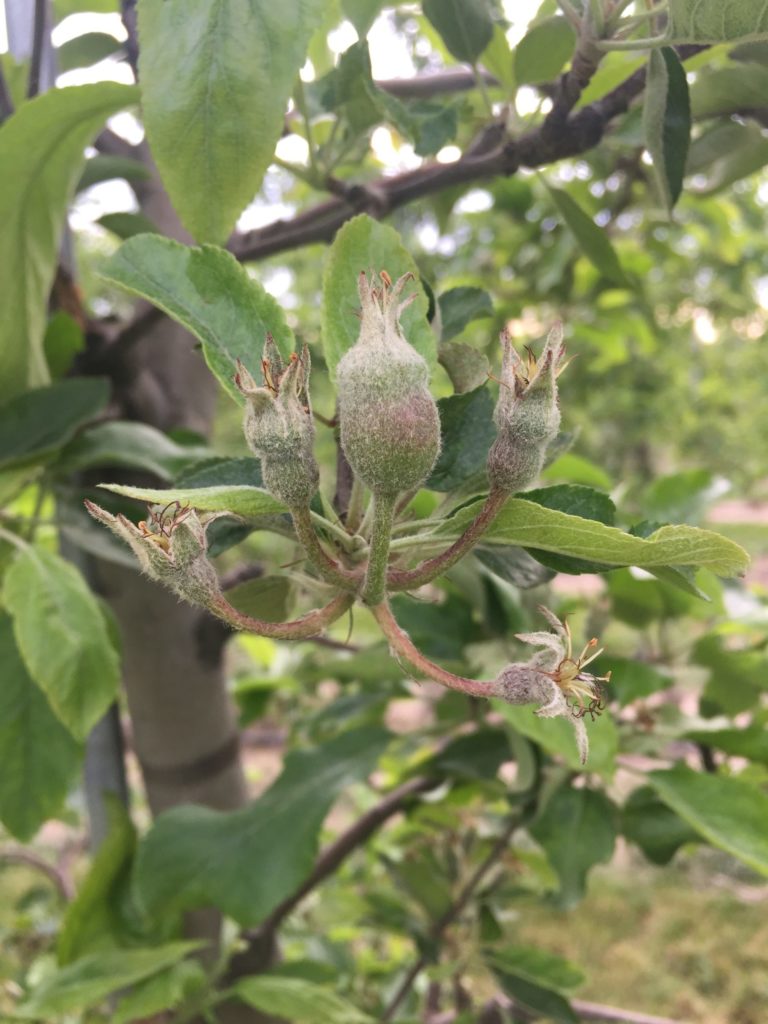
[487,324,565,495]
[235,337,319,509]
[337,271,440,498]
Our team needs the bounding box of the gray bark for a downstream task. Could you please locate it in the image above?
[94,138,263,1023]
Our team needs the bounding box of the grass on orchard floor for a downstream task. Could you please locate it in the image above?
[1,844,767,1022]
[515,849,768,1024]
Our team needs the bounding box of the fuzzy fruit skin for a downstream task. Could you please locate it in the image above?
[84,502,221,606]
[236,340,320,508]
[487,325,564,495]
[337,271,440,497]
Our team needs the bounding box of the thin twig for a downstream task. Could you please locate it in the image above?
[291,506,361,591]
[230,46,704,265]
[26,0,48,99]
[256,776,438,936]
[380,814,521,1022]
[570,1001,689,1024]
[0,848,74,902]
[0,61,15,123]
[208,589,354,640]
[121,0,140,78]
[89,48,703,361]
[381,68,498,98]
[387,488,507,592]
[372,600,496,699]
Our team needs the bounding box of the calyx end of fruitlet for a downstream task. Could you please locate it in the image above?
[487,324,566,494]
[236,339,319,507]
[336,270,440,496]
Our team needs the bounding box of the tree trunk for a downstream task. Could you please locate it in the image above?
[86,138,269,1023]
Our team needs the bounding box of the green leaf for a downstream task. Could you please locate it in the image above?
[426,728,511,780]
[422,0,494,63]
[98,211,159,239]
[684,722,768,764]
[544,184,628,286]
[226,575,292,622]
[666,0,768,43]
[576,53,645,107]
[0,467,40,507]
[135,727,389,926]
[77,153,152,192]
[597,656,670,706]
[522,484,615,574]
[486,946,584,992]
[607,566,694,625]
[437,496,749,577]
[644,469,717,522]
[514,16,576,86]
[693,633,766,716]
[98,482,287,520]
[54,0,119,18]
[438,286,493,341]
[0,82,138,403]
[58,797,136,964]
[321,214,436,379]
[0,614,81,842]
[621,785,701,866]
[138,0,325,242]
[689,120,768,194]
[172,458,271,553]
[427,386,496,491]
[649,766,768,876]
[15,942,200,1019]
[0,378,109,471]
[235,976,373,1023]
[341,0,382,37]
[497,702,618,777]
[409,99,460,157]
[438,341,490,394]
[174,456,263,488]
[522,484,616,525]
[318,42,412,139]
[113,960,208,1024]
[541,453,613,490]
[56,30,123,71]
[390,592,480,661]
[475,545,556,589]
[643,47,691,213]
[480,23,516,93]
[690,63,768,117]
[2,547,121,741]
[100,236,295,402]
[530,786,617,907]
[43,312,85,379]
[0,53,28,110]
[59,421,210,480]
[492,970,578,1024]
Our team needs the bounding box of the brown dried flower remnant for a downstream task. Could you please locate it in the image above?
[85,500,221,606]
[492,606,610,764]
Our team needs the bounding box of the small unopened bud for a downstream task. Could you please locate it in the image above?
[487,324,565,494]
[235,339,319,508]
[85,500,221,606]
[337,271,440,497]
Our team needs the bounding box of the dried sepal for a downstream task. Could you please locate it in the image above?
[84,499,221,606]
[487,324,566,494]
[492,605,611,765]
[336,270,440,497]
[235,338,319,508]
